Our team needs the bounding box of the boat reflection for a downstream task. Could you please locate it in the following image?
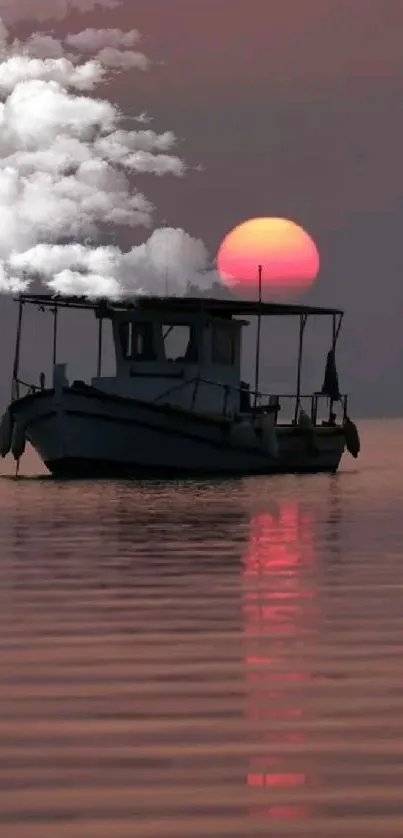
[242,502,317,823]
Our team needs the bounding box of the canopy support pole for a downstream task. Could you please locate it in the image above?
[97,317,103,377]
[11,299,23,401]
[52,303,58,369]
[329,313,337,421]
[294,313,307,423]
[253,265,263,410]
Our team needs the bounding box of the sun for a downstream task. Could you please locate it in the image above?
[217,217,320,298]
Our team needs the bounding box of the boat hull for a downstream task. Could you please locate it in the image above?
[9,387,346,478]
[43,457,342,479]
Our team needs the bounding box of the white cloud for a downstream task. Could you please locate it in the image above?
[0,262,28,292]
[0,0,119,24]
[119,228,218,295]
[94,130,177,162]
[0,56,105,92]
[135,112,152,125]
[0,3,217,299]
[0,78,117,148]
[65,27,149,71]
[9,34,65,60]
[124,152,185,177]
[49,269,123,298]
[10,229,219,296]
[66,28,141,52]
[94,46,148,71]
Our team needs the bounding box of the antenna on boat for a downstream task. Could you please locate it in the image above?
[253,265,263,409]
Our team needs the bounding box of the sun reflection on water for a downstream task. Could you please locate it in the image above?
[242,503,317,823]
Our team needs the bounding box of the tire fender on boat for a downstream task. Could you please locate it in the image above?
[344,417,360,458]
[259,413,279,458]
[298,408,319,454]
[0,409,13,457]
[11,422,26,461]
[298,408,313,430]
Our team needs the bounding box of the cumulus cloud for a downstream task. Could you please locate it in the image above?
[14,34,66,59]
[10,228,216,297]
[0,56,106,91]
[0,2,218,298]
[65,28,149,71]
[0,0,119,24]
[92,46,148,71]
[50,270,122,298]
[66,28,141,52]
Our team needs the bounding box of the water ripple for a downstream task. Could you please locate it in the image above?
[1,421,403,837]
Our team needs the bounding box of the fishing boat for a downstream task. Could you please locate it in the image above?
[0,290,360,477]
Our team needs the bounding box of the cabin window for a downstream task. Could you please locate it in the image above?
[212,325,235,365]
[119,321,156,361]
[162,324,198,363]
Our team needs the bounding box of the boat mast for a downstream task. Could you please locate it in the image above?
[11,299,24,400]
[330,313,336,420]
[52,302,58,370]
[253,264,263,410]
[294,314,307,422]
[97,316,103,377]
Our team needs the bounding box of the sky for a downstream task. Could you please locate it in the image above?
[0,0,402,414]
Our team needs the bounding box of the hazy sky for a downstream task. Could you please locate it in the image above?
[1,0,402,415]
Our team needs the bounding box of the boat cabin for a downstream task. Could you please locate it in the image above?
[91,305,246,414]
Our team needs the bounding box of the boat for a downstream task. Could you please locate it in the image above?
[0,291,360,477]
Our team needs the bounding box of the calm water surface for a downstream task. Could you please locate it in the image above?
[1,420,403,837]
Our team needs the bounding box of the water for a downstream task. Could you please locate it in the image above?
[1,420,403,837]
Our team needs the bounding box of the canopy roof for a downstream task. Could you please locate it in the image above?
[15,293,343,317]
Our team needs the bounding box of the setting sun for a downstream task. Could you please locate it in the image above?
[217,217,320,298]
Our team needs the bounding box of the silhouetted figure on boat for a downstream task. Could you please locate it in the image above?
[321,349,341,402]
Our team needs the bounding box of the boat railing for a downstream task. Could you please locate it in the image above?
[11,368,348,426]
[154,374,348,426]
[254,391,348,425]
[11,377,41,400]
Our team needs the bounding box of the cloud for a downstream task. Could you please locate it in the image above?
[13,34,66,59]
[10,228,218,297]
[0,0,119,24]
[65,28,149,71]
[50,270,122,298]
[0,262,27,292]
[0,56,106,91]
[0,5,218,298]
[92,46,148,71]
[66,28,141,52]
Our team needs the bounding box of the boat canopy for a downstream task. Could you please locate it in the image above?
[14,293,343,318]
